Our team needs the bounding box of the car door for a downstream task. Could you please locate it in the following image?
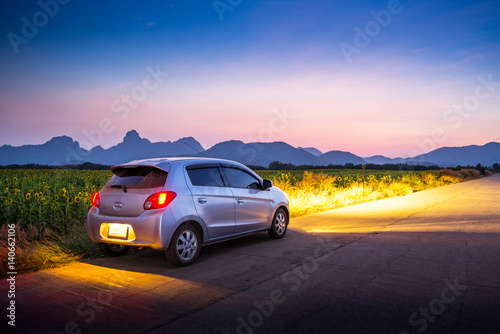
[185,164,235,239]
[222,166,272,233]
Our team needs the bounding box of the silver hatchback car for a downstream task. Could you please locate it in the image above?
[87,157,289,266]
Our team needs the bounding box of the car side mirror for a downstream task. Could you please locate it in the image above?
[262,179,273,190]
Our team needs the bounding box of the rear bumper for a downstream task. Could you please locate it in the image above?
[86,207,175,250]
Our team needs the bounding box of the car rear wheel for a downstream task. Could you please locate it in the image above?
[268,208,288,239]
[165,224,201,267]
[98,243,131,257]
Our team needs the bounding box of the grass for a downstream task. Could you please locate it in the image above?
[0,167,490,277]
[0,223,80,277]
[0,221,103,278]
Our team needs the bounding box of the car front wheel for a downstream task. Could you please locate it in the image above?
[98,243,131,257]
[268,208,288,239]
[165,224,201,267]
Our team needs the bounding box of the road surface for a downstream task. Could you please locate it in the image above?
[2,175,500,334]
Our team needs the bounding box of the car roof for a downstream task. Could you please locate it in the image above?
[112,157,246,172]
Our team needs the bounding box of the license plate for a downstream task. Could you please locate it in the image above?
[108,224,129,239]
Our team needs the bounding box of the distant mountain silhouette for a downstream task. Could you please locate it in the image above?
[0,131,498,167]
[364,155,405,164]
[319,150,367,165]
[199,140,328,167]
[298,147,323,156]
[410,142,500,167]
[0,136,81,165]
[362,143,500,167]
[85,130,204,165]
[0,130,204,166]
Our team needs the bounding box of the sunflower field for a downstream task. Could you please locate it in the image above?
[0,169,111,234]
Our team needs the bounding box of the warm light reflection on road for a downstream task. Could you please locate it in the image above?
[48,261,227,293]
[10,261,232,333]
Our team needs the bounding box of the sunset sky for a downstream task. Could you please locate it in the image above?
[1,0,499,158]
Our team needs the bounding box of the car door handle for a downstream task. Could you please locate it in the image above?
[236,198,244,204]
[198,198,207,204]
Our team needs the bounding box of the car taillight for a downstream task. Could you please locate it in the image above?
[144,191,176,210]
[91,192,100,208]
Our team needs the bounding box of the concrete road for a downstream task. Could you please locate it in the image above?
[2,175,500,334]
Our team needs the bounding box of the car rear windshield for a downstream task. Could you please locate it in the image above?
[106,167,167,189]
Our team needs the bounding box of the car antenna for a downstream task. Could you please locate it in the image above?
[183,142,208,157]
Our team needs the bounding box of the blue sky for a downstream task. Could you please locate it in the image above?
[1,0,499,157]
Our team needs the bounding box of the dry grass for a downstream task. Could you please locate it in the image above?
[0,224,81,277]
[0,222,102,278]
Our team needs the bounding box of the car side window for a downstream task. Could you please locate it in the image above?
[187,167,225,187]
[223,167,261,189]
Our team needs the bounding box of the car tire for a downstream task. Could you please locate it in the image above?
[98,243,131,257]
[165,223,201,267]
[268,208,288,239]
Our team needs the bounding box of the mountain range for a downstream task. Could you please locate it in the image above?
[1,130,499,167]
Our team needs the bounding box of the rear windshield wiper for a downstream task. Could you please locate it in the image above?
[110,184,127,193]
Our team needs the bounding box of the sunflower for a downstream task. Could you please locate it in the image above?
[26,193,31,200]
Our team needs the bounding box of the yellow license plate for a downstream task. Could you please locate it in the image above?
[108,224,129,239]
